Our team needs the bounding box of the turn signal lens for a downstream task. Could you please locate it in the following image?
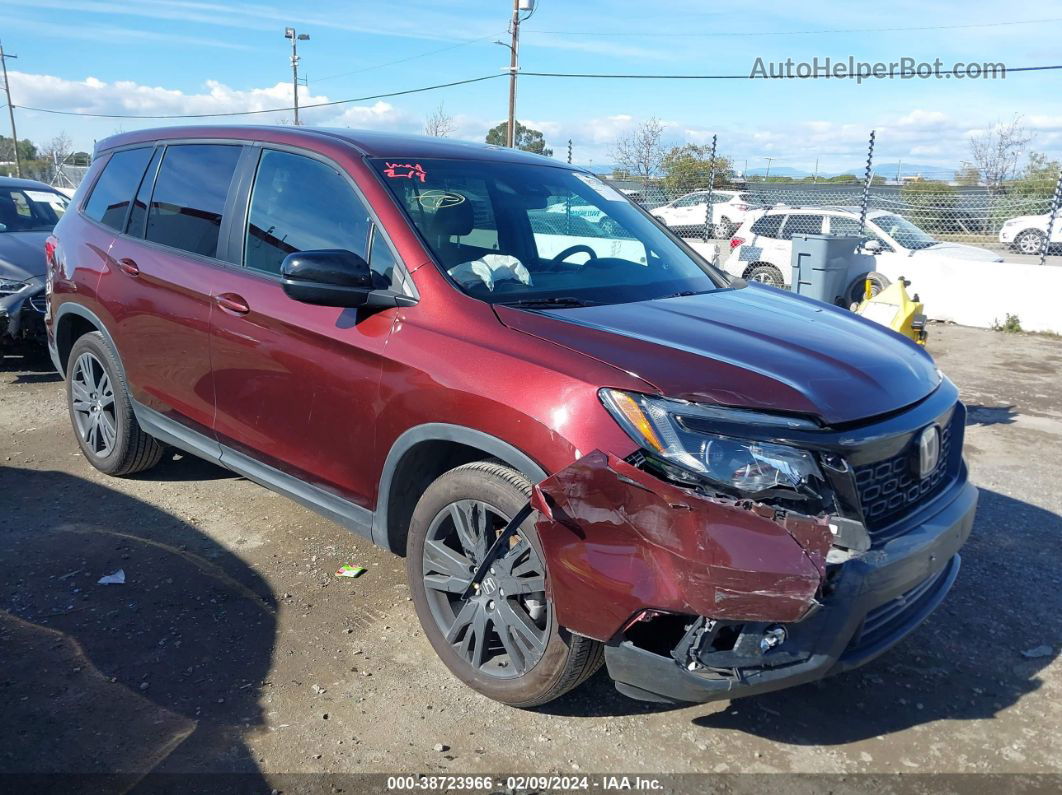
[600,389,664,452]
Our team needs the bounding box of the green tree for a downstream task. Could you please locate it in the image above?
[955,162,981,186]
[1010,151,1060,198]
[901,180,956,233]
[660,144,733,196]
[485,121,553,156]
[0,136,38,164]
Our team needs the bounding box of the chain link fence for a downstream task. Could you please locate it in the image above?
[606,170,1062,265]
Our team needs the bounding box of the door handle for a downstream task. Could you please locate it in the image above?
[118,258,140,276]
[215,293,250,315]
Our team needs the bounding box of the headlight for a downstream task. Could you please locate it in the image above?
[0,278,29,295]
[600,389,823,497]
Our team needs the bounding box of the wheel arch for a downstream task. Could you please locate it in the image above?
[372,423,548,555]
[53,303,123,379]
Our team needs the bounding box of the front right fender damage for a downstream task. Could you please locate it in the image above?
[529,449,974,703]
[530,450,834,643]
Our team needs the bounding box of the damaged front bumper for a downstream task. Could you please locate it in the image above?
[0,280,47,351]
[532,446,977,704]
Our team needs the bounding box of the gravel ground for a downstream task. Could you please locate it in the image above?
[1,323,1060,787]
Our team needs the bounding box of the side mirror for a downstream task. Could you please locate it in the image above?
[280,249,415,309]
[861,239,883,254]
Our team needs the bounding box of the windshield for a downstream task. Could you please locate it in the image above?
[873,213,938,250]
[0,186,69,233]
[371,158,723,306]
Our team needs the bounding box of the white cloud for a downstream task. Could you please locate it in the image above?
[9,70,411,130]
[10,69,1062,175]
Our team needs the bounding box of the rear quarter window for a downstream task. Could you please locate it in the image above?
[83,147,154,231]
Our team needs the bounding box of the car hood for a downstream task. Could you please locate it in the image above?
[494,284,941,426]
[914,242,1003,262]
[0,231,50,280]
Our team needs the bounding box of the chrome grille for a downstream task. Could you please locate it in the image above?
[28,294,47,314]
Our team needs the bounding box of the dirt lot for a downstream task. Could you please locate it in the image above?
[1,323,1060,787]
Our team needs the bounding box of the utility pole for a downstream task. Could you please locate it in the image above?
[813,157,819,184]
[764,157,773,181]
[505,0,522,147]
[0,41,20,178]
[895,159,902,184]
[284,27,310,125]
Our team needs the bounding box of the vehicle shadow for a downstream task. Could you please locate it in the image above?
[129,450,238,483]
[0,465,276,786]
[691,487,1057,743]
[0,351,60,383]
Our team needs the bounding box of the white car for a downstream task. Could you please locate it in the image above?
[724,206,1003,292]
[998,213,1062,255]
[650,190,758,237]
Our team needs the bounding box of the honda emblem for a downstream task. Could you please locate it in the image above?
[916,425,941,479]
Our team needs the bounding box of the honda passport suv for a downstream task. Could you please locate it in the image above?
[46,127,977,707]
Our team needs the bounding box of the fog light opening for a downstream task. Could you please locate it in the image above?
[760,625,787,653]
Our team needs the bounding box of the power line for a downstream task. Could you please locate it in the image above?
[522,64,1062,79]
[311,34,502,84]
[14,63,1061,121]
[523,17,1062,37]
[15,73,504,119]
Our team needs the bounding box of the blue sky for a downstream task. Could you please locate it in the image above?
[4,0,1061,174]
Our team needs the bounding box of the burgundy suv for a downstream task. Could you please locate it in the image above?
[46,126,976,707]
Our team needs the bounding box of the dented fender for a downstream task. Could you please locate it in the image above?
[530,450,834,642]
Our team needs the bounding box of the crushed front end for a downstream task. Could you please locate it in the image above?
[0,278,47,353]
[532,381,977,703]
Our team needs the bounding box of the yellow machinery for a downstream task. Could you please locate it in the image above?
[852,274,928,345]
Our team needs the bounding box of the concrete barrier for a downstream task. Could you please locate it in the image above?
[864,255,1062,334]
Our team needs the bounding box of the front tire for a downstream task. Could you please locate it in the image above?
[407,461,603,707]
[1015,229,1047,255]
[66,332,164,476]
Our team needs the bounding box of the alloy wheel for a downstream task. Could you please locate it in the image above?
[1017,230,1046,255]
[70,352,117,457]
[421,499,549,679]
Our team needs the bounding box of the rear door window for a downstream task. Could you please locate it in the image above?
[749,213,784,238]
[781,214,825,239]
[244,149,375,279]
[83,147,154,231]
[145,144,242,258]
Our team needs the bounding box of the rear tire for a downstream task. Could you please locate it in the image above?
[744,263,786,287]
[66,332,164,476]
[406,461,603,707]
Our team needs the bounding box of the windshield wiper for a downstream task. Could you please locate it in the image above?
[499,296,598,308]
[657,290,709,299]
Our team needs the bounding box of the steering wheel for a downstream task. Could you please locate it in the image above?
[551,244,598,265]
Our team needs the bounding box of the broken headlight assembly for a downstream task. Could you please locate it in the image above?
[0,279,30,296]
[599,388,826,505]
